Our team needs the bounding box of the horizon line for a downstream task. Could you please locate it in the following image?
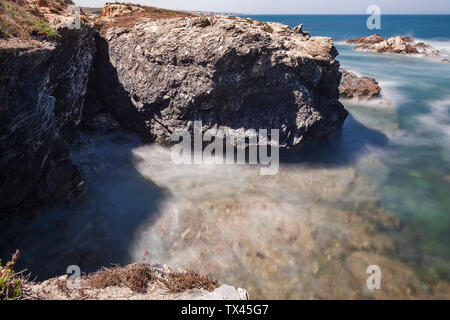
[234,13,450,15]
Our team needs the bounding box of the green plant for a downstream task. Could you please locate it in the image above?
[0,250,23,300]
[30,18,58,38]
[0,29,9,38]
[256,21,273,33]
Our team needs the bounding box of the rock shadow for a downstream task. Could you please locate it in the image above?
[0,131,166,281]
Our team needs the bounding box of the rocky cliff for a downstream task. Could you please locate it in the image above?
[0,24,96,216]
[90,16,347,147]
[1,6,348,215]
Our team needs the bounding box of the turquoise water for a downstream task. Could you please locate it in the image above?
[1,15,449,298]
[240,15,450,40]
[246,13,450,271]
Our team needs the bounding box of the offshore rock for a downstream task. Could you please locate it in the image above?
[345,34,442,57]
[339,68,381,100]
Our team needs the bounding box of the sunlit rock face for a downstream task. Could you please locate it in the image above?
[339,68,381,100]
[0,25,96,215]
[93,16,348,147]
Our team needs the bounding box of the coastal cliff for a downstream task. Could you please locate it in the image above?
[0,24,96,216]
[0,4,348,215]
[90,16,347,147]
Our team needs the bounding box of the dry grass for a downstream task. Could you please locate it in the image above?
[257,21,273,33]
[97,2,195,30]
[162,269,219,294]
[0,0,69,39]
[0,249,30,300]
[84,263,219,294]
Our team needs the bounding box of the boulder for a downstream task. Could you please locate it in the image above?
[91,16,347,147]
[339,68,381,100]
[345,34,444,58]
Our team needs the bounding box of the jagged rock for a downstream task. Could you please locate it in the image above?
[345,34,443,58]
[92,16,347,147]
[339,68,381,100]
[292,23,310,39]
[0,24,96,215]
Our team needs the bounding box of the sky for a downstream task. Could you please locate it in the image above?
[74,0,450,14]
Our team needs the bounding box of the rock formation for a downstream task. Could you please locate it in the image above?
[345,34,442,57]
[23,263,249,300]
[1,4,347,213]
[0,23,96,215]
[339,68,381,100]
[90,16,347,147]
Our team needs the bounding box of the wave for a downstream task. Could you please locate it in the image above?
[417,97,450,140]
[415,37,450,57]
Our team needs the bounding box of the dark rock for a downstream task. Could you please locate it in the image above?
[94,17,347,147]
[339,68,381,100]
[0,25,96,215]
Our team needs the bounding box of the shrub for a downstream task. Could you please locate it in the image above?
[30,18,58,38]
[0,250,24,300]
[85,263,219,294]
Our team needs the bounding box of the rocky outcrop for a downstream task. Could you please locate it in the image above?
[91,16,347,147]
[345,34,442,57]
[1,10,348,214]
[0,24,96,215]
[339,68,381,100]
[24,263,249,300]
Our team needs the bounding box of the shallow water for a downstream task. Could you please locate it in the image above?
[1,15,449,299]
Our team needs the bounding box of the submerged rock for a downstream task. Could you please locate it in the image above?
[92,16,347,147]
[339,68,381,100]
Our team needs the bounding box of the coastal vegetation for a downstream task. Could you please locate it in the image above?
[0,250,25,300]
[0,0,62,39]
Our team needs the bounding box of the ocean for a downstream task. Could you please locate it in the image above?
[1,15,449,299]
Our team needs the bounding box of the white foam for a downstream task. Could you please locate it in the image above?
[417,97,450,141]
[415,38,450,58]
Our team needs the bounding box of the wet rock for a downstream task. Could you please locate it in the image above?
[95,16,347,147]
[345,34,444,59]
[339,68,381,100]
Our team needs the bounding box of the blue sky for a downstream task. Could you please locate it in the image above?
[74,0,450,14]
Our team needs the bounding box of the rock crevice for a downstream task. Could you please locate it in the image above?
[0,24,96,215]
